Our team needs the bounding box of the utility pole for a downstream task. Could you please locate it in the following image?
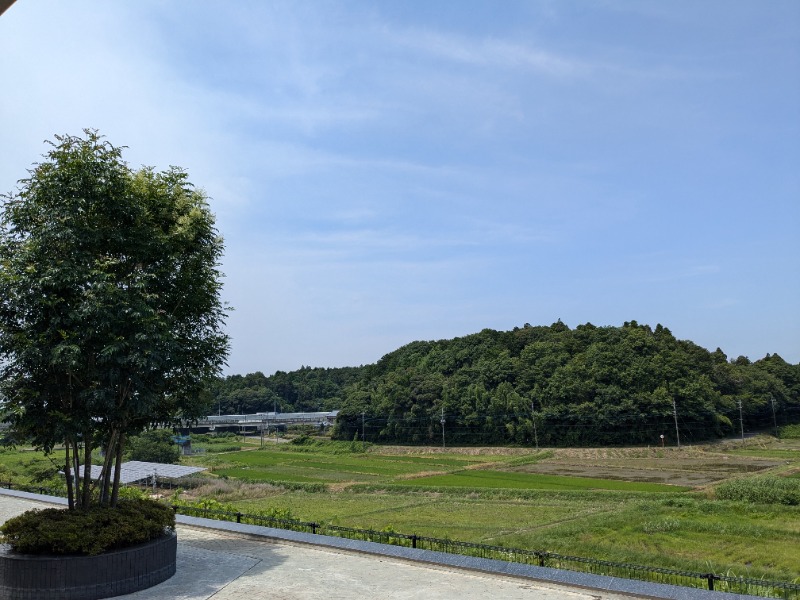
[672,397,681,448]
[530,399,539,451]
[770,395,778,438]
[738,399,745,442]
[361,411,365,442]
[440,407,446,449]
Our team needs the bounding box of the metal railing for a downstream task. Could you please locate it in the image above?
[1,481,797,599]
[172,503,800,599]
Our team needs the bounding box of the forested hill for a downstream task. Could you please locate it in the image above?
[210,366,362,415]
[212,321,800,446]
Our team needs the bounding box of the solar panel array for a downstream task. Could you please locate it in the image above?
[75,461,206,484]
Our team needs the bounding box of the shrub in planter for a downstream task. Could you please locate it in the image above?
[0,498,175,555]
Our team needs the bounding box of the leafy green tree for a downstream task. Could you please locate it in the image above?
[126,430,181,464]
[0,130,228,509]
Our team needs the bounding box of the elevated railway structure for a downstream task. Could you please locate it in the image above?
[1,411,340,437]
[186,411,339,434]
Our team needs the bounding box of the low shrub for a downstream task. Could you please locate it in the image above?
[715,476,800,505]
[778,423,800,439]
[194,431,240,443]
[173,497,296,523]
[204,444,243,453]
[0,498,175,555]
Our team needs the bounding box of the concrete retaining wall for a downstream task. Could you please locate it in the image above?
[0,532,176,600]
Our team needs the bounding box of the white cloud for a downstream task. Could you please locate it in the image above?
[385,27,583,77]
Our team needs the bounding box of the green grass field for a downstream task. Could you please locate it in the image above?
[0,448,65,486]
[191,446,493,484]
[222,487,800,580]
[400,470,689,492]
[181,435,800,581]
[4,434,800,582]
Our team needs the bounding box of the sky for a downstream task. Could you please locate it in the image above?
[1,1,798,375]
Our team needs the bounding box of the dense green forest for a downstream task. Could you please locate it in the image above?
[212,321,800,446]
[210,366,362,415]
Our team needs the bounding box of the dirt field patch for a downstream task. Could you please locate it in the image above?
[511,450,783,487]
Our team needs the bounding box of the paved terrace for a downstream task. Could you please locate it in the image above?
[0,489,762,600]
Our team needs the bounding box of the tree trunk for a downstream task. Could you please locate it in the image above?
[110,431,125,507]
[99,429,119,505]
[72,440,82,510]
[64,440,75,510]
[81,431,93,509]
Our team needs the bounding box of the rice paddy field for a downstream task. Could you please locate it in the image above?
[173,434,800,582]
[3,433,799,582]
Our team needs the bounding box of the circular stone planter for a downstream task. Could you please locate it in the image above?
[0,532,176,600]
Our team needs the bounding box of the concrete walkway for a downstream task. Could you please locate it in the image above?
[0,491,761,600]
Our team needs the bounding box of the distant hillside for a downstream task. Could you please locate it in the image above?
[210,365,362,415]
[213,321,800,446]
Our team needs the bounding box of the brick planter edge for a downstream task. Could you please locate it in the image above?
[0,531,176,600]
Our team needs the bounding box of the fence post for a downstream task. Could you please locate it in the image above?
[236,512,242,524]
[411,534,417,549]
[311,522,317,535]
[706,574,716,591]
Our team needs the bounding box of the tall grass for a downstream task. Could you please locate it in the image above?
[715,476,800,505]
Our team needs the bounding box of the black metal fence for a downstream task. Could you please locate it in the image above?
[171,504,800,599]
[2,481,797,599]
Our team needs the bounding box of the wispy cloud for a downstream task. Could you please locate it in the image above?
[2,1,797,373]
[386,28,584,77]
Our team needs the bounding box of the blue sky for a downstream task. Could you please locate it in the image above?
[1,1,798,374]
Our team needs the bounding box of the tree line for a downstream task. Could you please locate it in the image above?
[210,366,362,415]
[214,321,799,446]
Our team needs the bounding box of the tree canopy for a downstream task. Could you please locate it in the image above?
[208,322,798,447]
[126,430,181,464]
[331,322,799,446]
[0,130,228,508]
[210,366,362,415]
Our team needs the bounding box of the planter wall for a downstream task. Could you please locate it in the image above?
[0,532,176,600]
